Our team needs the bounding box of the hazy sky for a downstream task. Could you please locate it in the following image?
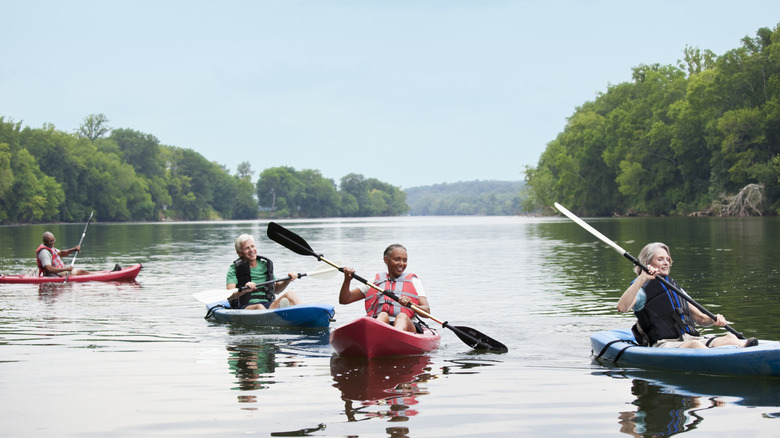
[2,1,776,188]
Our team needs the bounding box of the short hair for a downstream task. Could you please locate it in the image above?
[635,242,672,276]
[234,234,255,256]
[383,244,407,258]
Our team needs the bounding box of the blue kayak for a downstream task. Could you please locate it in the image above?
[591,328,780,377]
[206,301,335,328]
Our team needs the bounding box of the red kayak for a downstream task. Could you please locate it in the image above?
[0,264,142,284]
[329,316,441,358]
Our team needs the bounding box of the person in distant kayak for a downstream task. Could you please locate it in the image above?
[226,234,301,310]
[340,244,430,333]
[36,231,91,277]
[617,242,758,349]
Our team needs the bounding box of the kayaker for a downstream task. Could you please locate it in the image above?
[339,244,430,333]
[225,234,302,310]
[617,242,758,349]
[36,231,91,277]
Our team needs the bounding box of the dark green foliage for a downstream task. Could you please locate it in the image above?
[524,24,780,216]
[0,115,411,223]
[255,168,409,218]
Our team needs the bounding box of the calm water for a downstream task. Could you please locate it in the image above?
[1,216,779,437]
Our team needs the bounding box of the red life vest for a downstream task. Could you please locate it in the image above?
[36,244,65,276]
[365,272,420,318]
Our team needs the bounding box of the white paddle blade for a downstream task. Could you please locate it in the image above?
[554,202,627,255]
[193,287,238,304]
[306,261,341,279]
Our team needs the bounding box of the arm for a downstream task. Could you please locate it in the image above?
[617,268,656,313]
[39,250,73,275]
[413,296,430,315]
[225,282,253,302]
[339,267,366,305]
[44,264,73,275]
[689,305,727,327]
[273,272,298,293]
[59,245,81,257]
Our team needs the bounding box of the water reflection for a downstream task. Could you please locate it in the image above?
[37,283,71,304]
[227,341,279,408]
[330,355,434,423]
[36,280,141,305]
[618,379,719,437]
[597,368,780,437]
[224,329,331,411]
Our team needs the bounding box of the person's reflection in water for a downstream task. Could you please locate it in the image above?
[331,355,433,423]
[38,283,69,304]
[227,342,278,410]
[618,379,725,437]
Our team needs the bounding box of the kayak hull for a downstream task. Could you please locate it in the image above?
[330,316,440,358]
[0,264,142,284]
[591,328,780,377]
[207,302,335,328]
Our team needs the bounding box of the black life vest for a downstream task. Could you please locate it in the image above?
[229,256,275,309]
[632,276,700,346]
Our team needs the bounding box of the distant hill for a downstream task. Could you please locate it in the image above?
[404,180,526,216]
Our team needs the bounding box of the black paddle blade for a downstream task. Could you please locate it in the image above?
[267,222,318,258]
[447,324,508,353]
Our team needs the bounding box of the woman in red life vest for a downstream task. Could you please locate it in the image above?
[340,244,430,333]
[36,231,91,277]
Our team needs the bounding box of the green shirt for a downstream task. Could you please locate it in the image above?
[226,259,275,305]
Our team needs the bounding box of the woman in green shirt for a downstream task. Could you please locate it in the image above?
[226,234,302,309]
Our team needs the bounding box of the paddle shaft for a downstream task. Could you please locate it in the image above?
[553,202,744,339]
[194,261,340,305]
[229,274,297,296]
[65,211,94,283]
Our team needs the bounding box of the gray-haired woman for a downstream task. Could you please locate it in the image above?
[226,234,302,310]
[617,242,757,349]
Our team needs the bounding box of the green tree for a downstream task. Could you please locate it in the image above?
[78,113,111,141]
[110,128,165,179]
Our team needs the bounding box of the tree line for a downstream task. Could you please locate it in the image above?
[0,114,408,223]
[523,24,780,216]
[405,180,525,215]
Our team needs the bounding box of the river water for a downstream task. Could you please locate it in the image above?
[1,216,779,437]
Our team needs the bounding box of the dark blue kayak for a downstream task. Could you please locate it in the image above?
[206,301,335,328]
[591,328,780,377]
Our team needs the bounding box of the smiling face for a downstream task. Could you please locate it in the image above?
[42,232,56,247]
[238,237,258,263]
[648,247,672,276]
[383,247,408,278]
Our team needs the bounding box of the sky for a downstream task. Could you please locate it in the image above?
[1,1,777,189]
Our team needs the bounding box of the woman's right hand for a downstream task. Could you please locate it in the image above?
[640,265,660,282]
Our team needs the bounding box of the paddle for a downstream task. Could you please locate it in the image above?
[192,262,341,304]
[553,202,745,339]
[64,210,94,284]
[266,221,508,352]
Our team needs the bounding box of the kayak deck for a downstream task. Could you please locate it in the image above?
[0,263,142,284]
[591,328,780,377]
[206,302,335,328]
[330,316,441,358]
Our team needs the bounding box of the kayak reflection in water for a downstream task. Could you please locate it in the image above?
[339,244,430,333]
[616,242,757,349]
[36,231,91,277]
